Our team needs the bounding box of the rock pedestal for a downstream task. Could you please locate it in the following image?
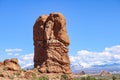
[33,12,72,74]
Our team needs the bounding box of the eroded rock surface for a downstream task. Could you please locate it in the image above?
[0,58,21,71]
[3,58,21,71]
[33,12,72,74]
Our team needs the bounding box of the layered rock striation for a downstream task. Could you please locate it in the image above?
[33,12,72,74]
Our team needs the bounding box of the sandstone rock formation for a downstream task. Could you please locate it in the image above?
[33,12,72,74]
[100,70,111,76]
[3,58,21,71]
[101,70,107,76]
[0,58,21,71]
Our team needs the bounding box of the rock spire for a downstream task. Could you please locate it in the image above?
[33,12,72,74]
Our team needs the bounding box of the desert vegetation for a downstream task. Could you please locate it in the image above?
[73,74,120,80]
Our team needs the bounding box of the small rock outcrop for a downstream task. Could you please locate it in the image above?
[80,71,85,75]
[100,70,111,76]
[33,12,72,75]
[0,58,21,71]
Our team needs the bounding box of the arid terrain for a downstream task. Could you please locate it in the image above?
[74,74,120,80]
[1,10,120,80]
[0,12,73,80]
[0,64,120,80]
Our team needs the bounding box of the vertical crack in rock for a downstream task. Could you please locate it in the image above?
[33,12,72,74]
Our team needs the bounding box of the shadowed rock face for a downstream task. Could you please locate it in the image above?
[33,12,72,74]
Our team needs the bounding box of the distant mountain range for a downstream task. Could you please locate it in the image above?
[23,65,34,70]
[71,63,120,74]
[23,63,120,74]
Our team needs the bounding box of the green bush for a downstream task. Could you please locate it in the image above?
[81,77,86,80]
[86,76,91,80]
[61,74,69,80]
[112,76,117,80]
[32,73,36,79]
[74,77,81,80]
[37,76,49,80]
[90,78,96,80]
[80,76,96,80]
[14,72,20,77]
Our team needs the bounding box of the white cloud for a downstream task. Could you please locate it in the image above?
[18,53,34,68]
[13,45,120,70]
[114,54,120,59]
[14,53,19,56]
[7,53,13,56]
[105,45,120,54]
[22,63,33,69]
[21,53,33,60]
[5,48,22,52]
[70,45,120,68]
[7,53,19,56]
[81,62,91,68]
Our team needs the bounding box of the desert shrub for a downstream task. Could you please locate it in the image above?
[80,76,96,80]
[55,75,59,79]
[81,77,86,80]
[37,76,49,80]
[112,76,117,80]
[89,78,96,80]
[86,76,91,80]
[32,73,36,78]
[61,74,69,80]
[14,72,20,77]
[74,77,81,80]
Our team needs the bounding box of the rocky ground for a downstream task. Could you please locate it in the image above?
[0,58,73,80]
[0,69,70,80]
[0,69,73,80]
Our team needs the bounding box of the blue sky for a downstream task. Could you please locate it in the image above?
[0,0,120,69]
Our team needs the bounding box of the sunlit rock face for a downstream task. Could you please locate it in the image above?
[0,58,21,71]
[33,12,72,74]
